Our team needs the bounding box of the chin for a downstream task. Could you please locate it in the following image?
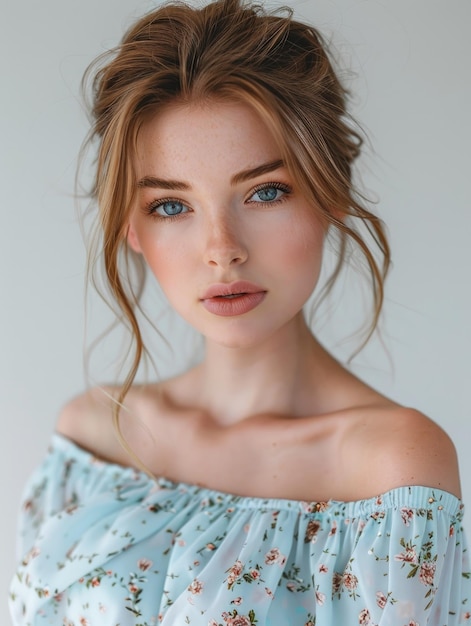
[201,319,288,351]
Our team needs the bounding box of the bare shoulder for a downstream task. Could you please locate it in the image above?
[343,405,461,499]
[56,384,159,466]
[56,386,120,462]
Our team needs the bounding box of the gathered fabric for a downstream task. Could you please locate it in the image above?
[9,433,471,625]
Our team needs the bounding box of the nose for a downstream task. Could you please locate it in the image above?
[202,213,248,268]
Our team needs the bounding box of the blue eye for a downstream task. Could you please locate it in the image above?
[255,187,279,202]
[248,183,291,204]
[150,199,189,218]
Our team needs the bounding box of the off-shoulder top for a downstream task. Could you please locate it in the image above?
[9,433,471,625]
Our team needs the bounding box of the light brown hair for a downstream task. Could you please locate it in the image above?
[81,0,390,431]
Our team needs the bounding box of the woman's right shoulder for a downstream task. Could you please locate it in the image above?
[55,385,147,465]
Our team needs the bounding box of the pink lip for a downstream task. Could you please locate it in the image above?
[201,281,266,317]
[201,280,265,300]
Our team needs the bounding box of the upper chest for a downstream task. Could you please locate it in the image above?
[139,410,358,501]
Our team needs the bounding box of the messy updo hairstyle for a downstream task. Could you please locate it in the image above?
[81,0,390,427]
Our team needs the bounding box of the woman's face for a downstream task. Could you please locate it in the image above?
[128,99,325,349]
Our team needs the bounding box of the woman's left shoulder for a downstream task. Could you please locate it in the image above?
[344,405,462,499]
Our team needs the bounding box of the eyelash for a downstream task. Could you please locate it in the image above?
[246,182,292,204]
[144,198,190,222]
[143,181,293,222]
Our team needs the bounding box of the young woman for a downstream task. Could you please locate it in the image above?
[10,0,470,624]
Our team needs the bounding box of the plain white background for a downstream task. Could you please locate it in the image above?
[2,0,470,621]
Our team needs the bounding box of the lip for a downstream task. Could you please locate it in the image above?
[201,280,265,300]
[201,281,266,317]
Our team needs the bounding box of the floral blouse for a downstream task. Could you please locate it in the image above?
[9,433,471,625]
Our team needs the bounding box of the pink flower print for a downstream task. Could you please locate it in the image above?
[206,543,216,551]
[129,584,139,594]
[286,582,296,592]
[265,587,274,598]
[358,608,371,625]
[91,577,100,587]
[332,572,343,594]
[209,620,219,626]
[395,547,418,563]
[231,597,243,605]
[138,557,153,571]
[406,622,419,626]
[194,560,200,567]
[79,619,89,626]
[188,579,204,595]
[376,591,387,609]
[400,508,414,526]
[419,561,436,586]
[264,547,286,566]
[462,612,471,621]
[225,616,251,626]
[22,546,40,566]
[319,564,328,574]
[329,521,338,536]
[227,560,244,587]
[315,590,326,606]
[370,510,385,521]
[250,569,260,580]
[264,548,278,565]
[450,525,455,537]
[376,496,383,506]
[343,572,358,591]
[230,560,244,577]
[305,519,321,543]
[244,524,250,533]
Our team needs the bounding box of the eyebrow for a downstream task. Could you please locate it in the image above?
[137,176,189,190]
[231,159,285,184]
[136,159,285,190]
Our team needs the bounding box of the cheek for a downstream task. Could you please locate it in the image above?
[137,232,190,287]
[278,221,324,270]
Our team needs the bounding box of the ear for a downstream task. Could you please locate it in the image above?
[126,223,142,254]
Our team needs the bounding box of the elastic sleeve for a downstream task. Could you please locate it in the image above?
[15,443,70,560]
[14,435,143,561]
[9,436,146,625]
[346,494,471,625]
[15,440,97,559]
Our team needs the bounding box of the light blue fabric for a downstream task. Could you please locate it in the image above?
[9,433,471,625]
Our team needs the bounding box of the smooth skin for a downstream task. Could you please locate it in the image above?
[58,100,461,502]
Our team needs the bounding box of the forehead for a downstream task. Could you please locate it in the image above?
[135,100,282,179]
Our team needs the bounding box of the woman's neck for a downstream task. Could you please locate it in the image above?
[188,314,344,426]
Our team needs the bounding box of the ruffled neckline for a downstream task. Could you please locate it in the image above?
[50,431,463,518]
